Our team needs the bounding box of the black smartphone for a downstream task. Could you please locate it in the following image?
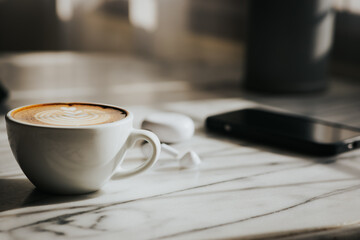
[205,108,360,156]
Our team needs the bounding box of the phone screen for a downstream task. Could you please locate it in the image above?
[210,109,360,144]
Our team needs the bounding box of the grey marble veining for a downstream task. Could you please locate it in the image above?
[1,99,360,240]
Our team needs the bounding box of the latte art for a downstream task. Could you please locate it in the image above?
[34,107,113,126]
[12,103,127,126]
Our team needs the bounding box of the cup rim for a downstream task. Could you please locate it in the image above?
[6,102,133,129]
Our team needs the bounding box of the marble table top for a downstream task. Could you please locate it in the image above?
[1,98,360,240]
[1,52,360,239]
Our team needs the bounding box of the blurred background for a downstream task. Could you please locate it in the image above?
[0,0,246,61]
[0,0,360,109]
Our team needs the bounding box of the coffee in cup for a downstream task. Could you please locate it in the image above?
[11,103,127,126]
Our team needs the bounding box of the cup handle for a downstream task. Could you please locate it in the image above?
[112,129,160,180]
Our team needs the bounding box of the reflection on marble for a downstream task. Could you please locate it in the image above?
[1,99,360,240]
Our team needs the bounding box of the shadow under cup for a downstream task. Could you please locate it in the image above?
[5,102,160,195]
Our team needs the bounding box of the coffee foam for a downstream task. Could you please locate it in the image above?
[12,103,127,126]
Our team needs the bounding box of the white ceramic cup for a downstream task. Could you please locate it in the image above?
[5,102,161,194]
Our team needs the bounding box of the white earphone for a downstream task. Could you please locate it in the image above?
[141,112,201,168]
[141,142,201,168]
